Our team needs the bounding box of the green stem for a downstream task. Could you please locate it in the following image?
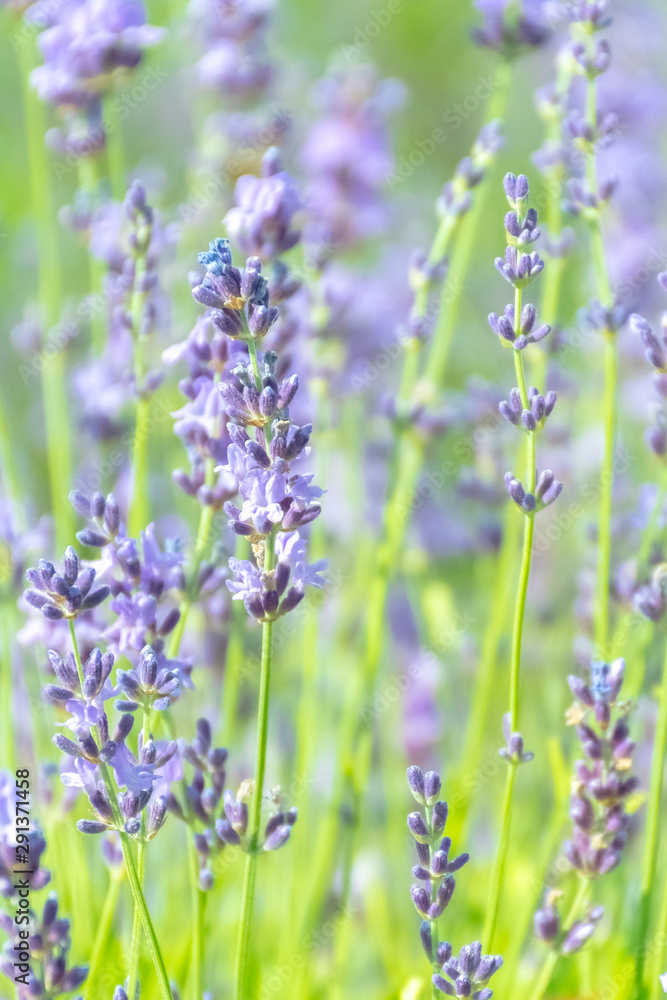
[18,39,74,551]
[86,872,123,1000]
[594,331,617,653]
[482,763,518,950]
[583,63,616,656]
[423,59,512,393]
[247,339,263,390]
[634,637,667,996]
[188,836,207,1000]
[235,537,275,1000]
[455,502,521,830]
[69,624,173,999]
[526,878,589,1000]
[127,709,150,1000]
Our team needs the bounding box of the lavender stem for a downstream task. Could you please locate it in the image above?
[235,534,276,1000]
[526,878,589,1000]
[85,871,122,1000]
[18,37,75,551]
[128,237,151,537]
[634,637,667,994]
[104,94,127,201]
[69,621,173,1000]
[127,707,151,1000]
[424,58,512,392]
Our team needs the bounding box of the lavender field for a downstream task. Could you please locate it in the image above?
[1,0,667,998]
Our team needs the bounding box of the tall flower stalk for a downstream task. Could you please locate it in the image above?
[189,238,324,999]
[560,2,617,655]
[529,659,637,1000]
[406,765,503,1000]
[483,172,561,949]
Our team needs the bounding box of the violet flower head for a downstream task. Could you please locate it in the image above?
[433,942,503,998]
[192,239,279,342]
[406,766,492,992]
[191,0,273,98]
[561,660,636,881]
[224,146,302,261]
[300,63,405,259]
[28,0,164,108]
[24,546,110,621]
[472,0,551,56]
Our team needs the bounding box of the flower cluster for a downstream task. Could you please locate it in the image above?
[27,0,163,159]
[490,173,562,513]
[299,63,404,259]
[191,0,273,99]
[190,237,326,622]
[166,718,297,890]
[535,659,637,954]
[564,659,637,878]
[24,546,110,621]
[224,146,302,262]
[630,284,667,461]
[406,766,503,999]
[73,182,174,439]
[472,0,551,57]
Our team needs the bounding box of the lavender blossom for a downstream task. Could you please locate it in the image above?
[24,547,110,621]
[224,147,302,261]
[28,0,164,108]
[192,239,279,342]
[472,0,551,55]
[406,767,501,997]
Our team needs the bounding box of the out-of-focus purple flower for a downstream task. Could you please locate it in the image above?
[299,64,404,260]
[472,0,551,54]
[28,0,164,109]
[224,146,302,261]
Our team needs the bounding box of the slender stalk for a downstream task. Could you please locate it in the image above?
[188,836,207,1000]
[594,330,617,652]
[483,301,536,948]
[17,38,74,550]
[235,535,275,1000]
[582,60,616,656]
[128,246,150,537]
[526,878,589,1000]
[455,502,521,834]
[68,622,173,999]
[634,638,667,995]
[423,59,512,394]
[104,94,127,201]
[86,872,123,1000]
[482,762,518,950]
[650,849,667,1000]
[0,599,15,772]
[127,708,150,1000]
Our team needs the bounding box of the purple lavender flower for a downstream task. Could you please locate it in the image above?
[28,0,164,108]
[299,64,404,259]
[472,0,551,54]
[24,547,110,621]
[227,530,325,622]
[224,147,302,261]
[192,239,279,342]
